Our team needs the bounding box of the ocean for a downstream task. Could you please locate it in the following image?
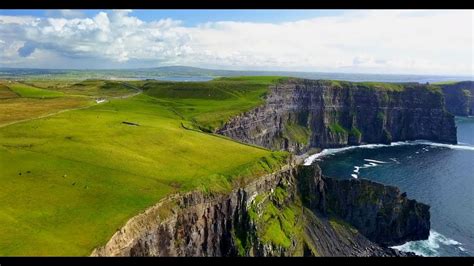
[305,117,474,257]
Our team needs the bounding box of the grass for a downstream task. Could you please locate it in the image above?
[0,97,92,126]
[323,80,406,91]
[22,79,139,97]
[328,122,347,134]
[283,121,311,145]
[0,90,288,256]
[246,184,304,250]
[5,82,64,98]
[432,80,461,85]
[142,76,285,131]
[0,84,19,99]
[349,127,362,139]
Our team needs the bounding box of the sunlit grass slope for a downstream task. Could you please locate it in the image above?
[6,82,64,98]
[0,81,93,126]
[0,92,287,256]
[142,76,286,131]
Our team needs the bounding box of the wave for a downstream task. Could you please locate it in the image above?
[364,159,388,164]
[353,166,360,173]
[303,140,474,165]
[389,158,400,164]
[391,230,466,257]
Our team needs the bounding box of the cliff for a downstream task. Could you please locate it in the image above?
[441,81,474,116]
[217,79,457,154]
[91,78,439,257]
[92,162,427,257]
[297,165,430,247]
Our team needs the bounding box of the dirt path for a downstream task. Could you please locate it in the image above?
[0,82,143,129]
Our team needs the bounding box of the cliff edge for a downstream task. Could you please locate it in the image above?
[218,79,457,154]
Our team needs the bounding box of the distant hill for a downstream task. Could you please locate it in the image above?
[0,66,472,83]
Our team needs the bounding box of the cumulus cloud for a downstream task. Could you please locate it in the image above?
[0,10,472,76]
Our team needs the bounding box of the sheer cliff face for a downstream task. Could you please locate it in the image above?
[218,79,457,154]
[92,163,427,257]
[297,165,430,247]
[441,81,474,116]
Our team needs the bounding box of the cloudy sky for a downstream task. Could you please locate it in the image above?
[0,9,473,76]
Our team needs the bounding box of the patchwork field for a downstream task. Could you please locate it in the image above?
[0,77,288,256]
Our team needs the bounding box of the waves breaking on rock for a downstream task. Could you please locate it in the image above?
[304,140,474,166]
[391,230,466,257]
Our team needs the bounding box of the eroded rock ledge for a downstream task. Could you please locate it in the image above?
[92,162,428,257]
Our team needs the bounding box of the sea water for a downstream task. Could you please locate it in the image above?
[306,117,474,256]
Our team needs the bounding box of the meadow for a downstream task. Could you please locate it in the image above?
[142,76,286,131]
[0,77,288,255]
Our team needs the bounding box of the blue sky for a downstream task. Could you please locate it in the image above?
[0,10,472,76]
[0,9,347,26]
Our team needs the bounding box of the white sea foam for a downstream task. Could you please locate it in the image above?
[351,174,358,179]
[391,230,465,257]
[364,159,388,164]
[389,158,400,164]
[353,166,360,173]
[359,162,378,169]
[303,140,474,166]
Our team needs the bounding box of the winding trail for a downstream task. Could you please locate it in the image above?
[0,82,143,129]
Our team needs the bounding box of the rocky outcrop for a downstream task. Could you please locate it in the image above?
[92,162,426,257]
[91,164,296,257]
[217,79,457,154]
[441,81,474,116]
[297,164,430,247]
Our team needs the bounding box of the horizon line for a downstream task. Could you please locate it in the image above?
[0,65,472,78]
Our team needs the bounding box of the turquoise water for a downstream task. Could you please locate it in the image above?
[310,117,474,256]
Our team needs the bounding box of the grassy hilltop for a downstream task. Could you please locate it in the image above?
[0,77,288,256]
[142,76,285,131]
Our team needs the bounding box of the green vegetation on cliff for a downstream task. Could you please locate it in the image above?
[283,121,311,145]
[349,127,362,139]
[247,187,304,252]
[329,122,347,135]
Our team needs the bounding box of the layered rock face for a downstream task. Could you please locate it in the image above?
[217,79,457,154]
[297,165,430,247]
[441,81,474,116]
[92,165,295,257]
[92,163,428,257]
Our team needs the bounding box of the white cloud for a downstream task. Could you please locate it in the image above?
[0,10,472,76]
[45,10,86,19]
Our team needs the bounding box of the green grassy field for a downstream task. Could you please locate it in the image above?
[0,77,288,256]
[142,76,285,131]
[5,82,64,98]
[17,79,140,97]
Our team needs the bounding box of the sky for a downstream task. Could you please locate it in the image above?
[0,9,473,76]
